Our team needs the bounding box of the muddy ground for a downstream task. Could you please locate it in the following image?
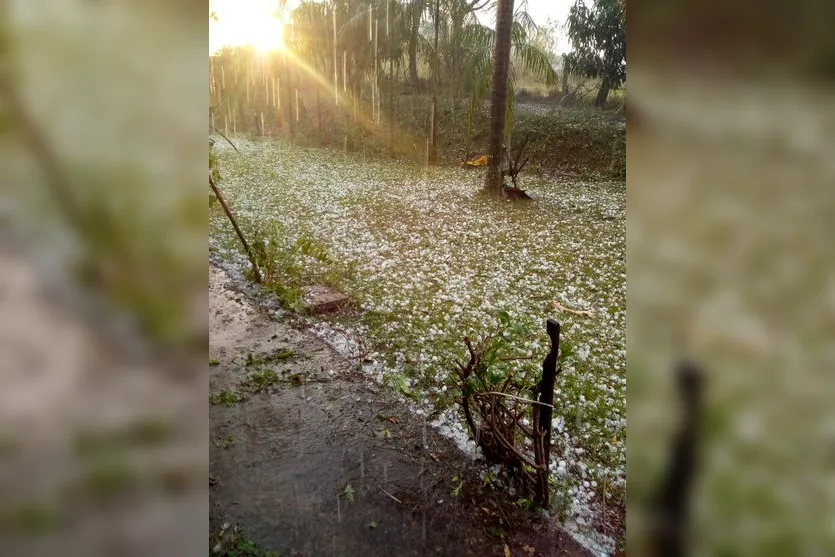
[209,264,592,557]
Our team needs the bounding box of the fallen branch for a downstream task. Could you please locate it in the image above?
[491,423,540,471]
[474,391,553,409]
[209,175,261,283]
[381,488,402,504]
[210,124,240,152]
[550,299,594,317]
[0,72,82,234]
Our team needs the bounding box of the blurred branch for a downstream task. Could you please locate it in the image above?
[0,71,83,234]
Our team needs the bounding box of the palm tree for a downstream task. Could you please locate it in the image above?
[484,0,515,194]
[406,0,427,88]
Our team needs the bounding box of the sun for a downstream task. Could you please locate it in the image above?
[210,0,289,55]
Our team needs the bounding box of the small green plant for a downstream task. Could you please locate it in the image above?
[274,348,295,361]
[242,224,353,313]
[210,358,220,366]
[343,483,355,502]
[386,373,418,401]
[516,497,534,510]
[451,476,464,497]
[210,389,241,406]
[211,523,279,557]
[216,435,235,449]
[247,368,279,390]
[245,349,295,367]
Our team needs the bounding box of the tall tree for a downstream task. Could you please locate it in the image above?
[406,0,426,88]
[445,0,490,107]
[484,0,515,194]
[565,0,625,107]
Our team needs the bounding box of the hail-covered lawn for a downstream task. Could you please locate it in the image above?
[210,138,625,548]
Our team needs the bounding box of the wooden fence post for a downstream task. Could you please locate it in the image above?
[534,319,561,507]
[649,360,704,557]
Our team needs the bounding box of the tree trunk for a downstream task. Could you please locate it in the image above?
[561,55,570,96]
[317,88,323,138]
[451,11,465,111]
[594,76,611,107]
[408,1,422,88]
[284,53,295,141]
[389,56,395,156]
[429,0,440,165]
[484,0,515,194]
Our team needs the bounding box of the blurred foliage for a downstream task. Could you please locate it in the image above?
[1,1,206,351]
[629,0,835,79]
[627,69,835,557]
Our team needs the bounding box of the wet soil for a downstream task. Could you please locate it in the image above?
[209,264,592,557]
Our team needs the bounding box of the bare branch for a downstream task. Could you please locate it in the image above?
[475,391,553,409]
[0,72,81,234]
[210,124,240,152]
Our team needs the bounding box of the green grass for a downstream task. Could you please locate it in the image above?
[210,362,300,407]
[245,349,295,367]
[210,389,243,406]
[210,137,625,539]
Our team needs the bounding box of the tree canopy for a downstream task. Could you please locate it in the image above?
[565,0,625,106]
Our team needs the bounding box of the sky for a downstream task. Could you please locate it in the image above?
[478,0,574,54]
[210,0,575,55]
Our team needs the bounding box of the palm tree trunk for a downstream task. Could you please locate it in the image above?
[408,40,419,88]
[484,0,515,194]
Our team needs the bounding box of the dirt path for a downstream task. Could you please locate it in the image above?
[209,264,592,557]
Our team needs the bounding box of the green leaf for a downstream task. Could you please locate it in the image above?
[496,310,511,325]
[463,376,478,397]
[486,369,503,386]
